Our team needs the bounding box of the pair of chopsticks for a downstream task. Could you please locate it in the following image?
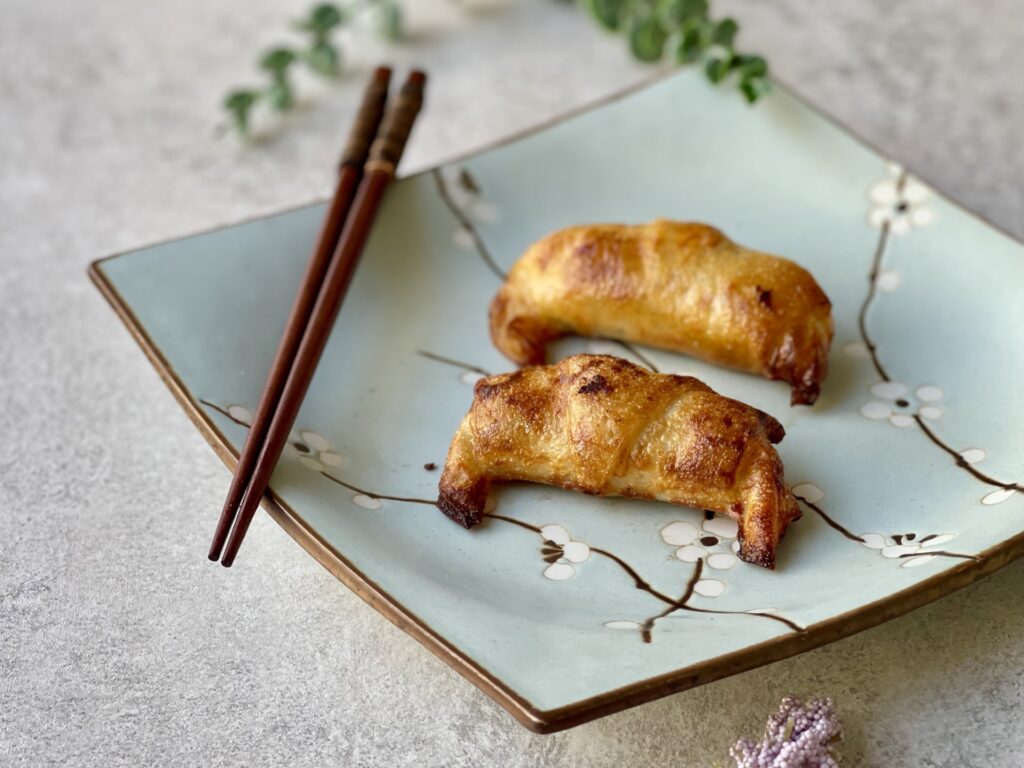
[208,67,426,567]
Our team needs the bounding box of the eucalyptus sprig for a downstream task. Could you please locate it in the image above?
[579,0,771,103]
[296,3,346,76]
[223,0,404,137]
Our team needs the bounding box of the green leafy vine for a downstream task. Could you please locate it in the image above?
[579,0,771,103]
[223,1,403,137]
[223,0,770,138]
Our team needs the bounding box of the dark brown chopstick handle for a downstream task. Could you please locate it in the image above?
[340,67,392,168]
[219,70,427,567]
[207,67,392,563]
[366,70,426,176]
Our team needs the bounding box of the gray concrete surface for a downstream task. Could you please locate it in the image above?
[2,1,1023,765]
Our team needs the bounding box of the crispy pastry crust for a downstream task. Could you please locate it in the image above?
[437,354,802,569]
[489,220,833,405]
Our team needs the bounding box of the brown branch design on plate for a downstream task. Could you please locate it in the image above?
[432,167,506,281]
[794,492,978,568]
[487,513,803,641]
[854,166,1022,505]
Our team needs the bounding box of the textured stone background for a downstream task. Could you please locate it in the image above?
[2,1,1023,765]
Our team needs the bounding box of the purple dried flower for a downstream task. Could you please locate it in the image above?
[731,696,842,768]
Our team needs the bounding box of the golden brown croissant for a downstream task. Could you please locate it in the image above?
[437,354,802,569]
[489,220,833,405]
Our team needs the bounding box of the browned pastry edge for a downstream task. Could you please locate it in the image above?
[488,221,834,406]
[438,354,803,569]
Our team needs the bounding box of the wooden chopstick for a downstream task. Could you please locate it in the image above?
[207,67,393,562]
[219,70,427,567]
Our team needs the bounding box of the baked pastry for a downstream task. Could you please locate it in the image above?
[437,354,801,569]
[489,220,833,405]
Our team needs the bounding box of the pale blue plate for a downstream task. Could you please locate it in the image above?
[92,70,1024,732]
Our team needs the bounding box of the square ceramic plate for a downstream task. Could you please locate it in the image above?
[91,70,1024,733]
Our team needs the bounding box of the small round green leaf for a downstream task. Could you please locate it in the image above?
[224,90,260,136]
[582,0,625,31]
[223,89,259,111]
[711,17,738,47]
[740,74,772,103]
[260,47,297,74]
[705,56,731,84]
[311,3,344,30]
[735,54,768,78]
[629,16,669,62]
[296,3,346,33]
[675,24,705,62]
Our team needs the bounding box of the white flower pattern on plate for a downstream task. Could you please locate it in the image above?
[604,619,644,631]
[981,488,1018,506]
[225,404,253,425]
[539,524,590,581]
[868,164,935,235]
[860,381,943,428]
[660,512,738,597]
[795,483,973,568]
[283,428,345,471]
[860,531,959,568]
